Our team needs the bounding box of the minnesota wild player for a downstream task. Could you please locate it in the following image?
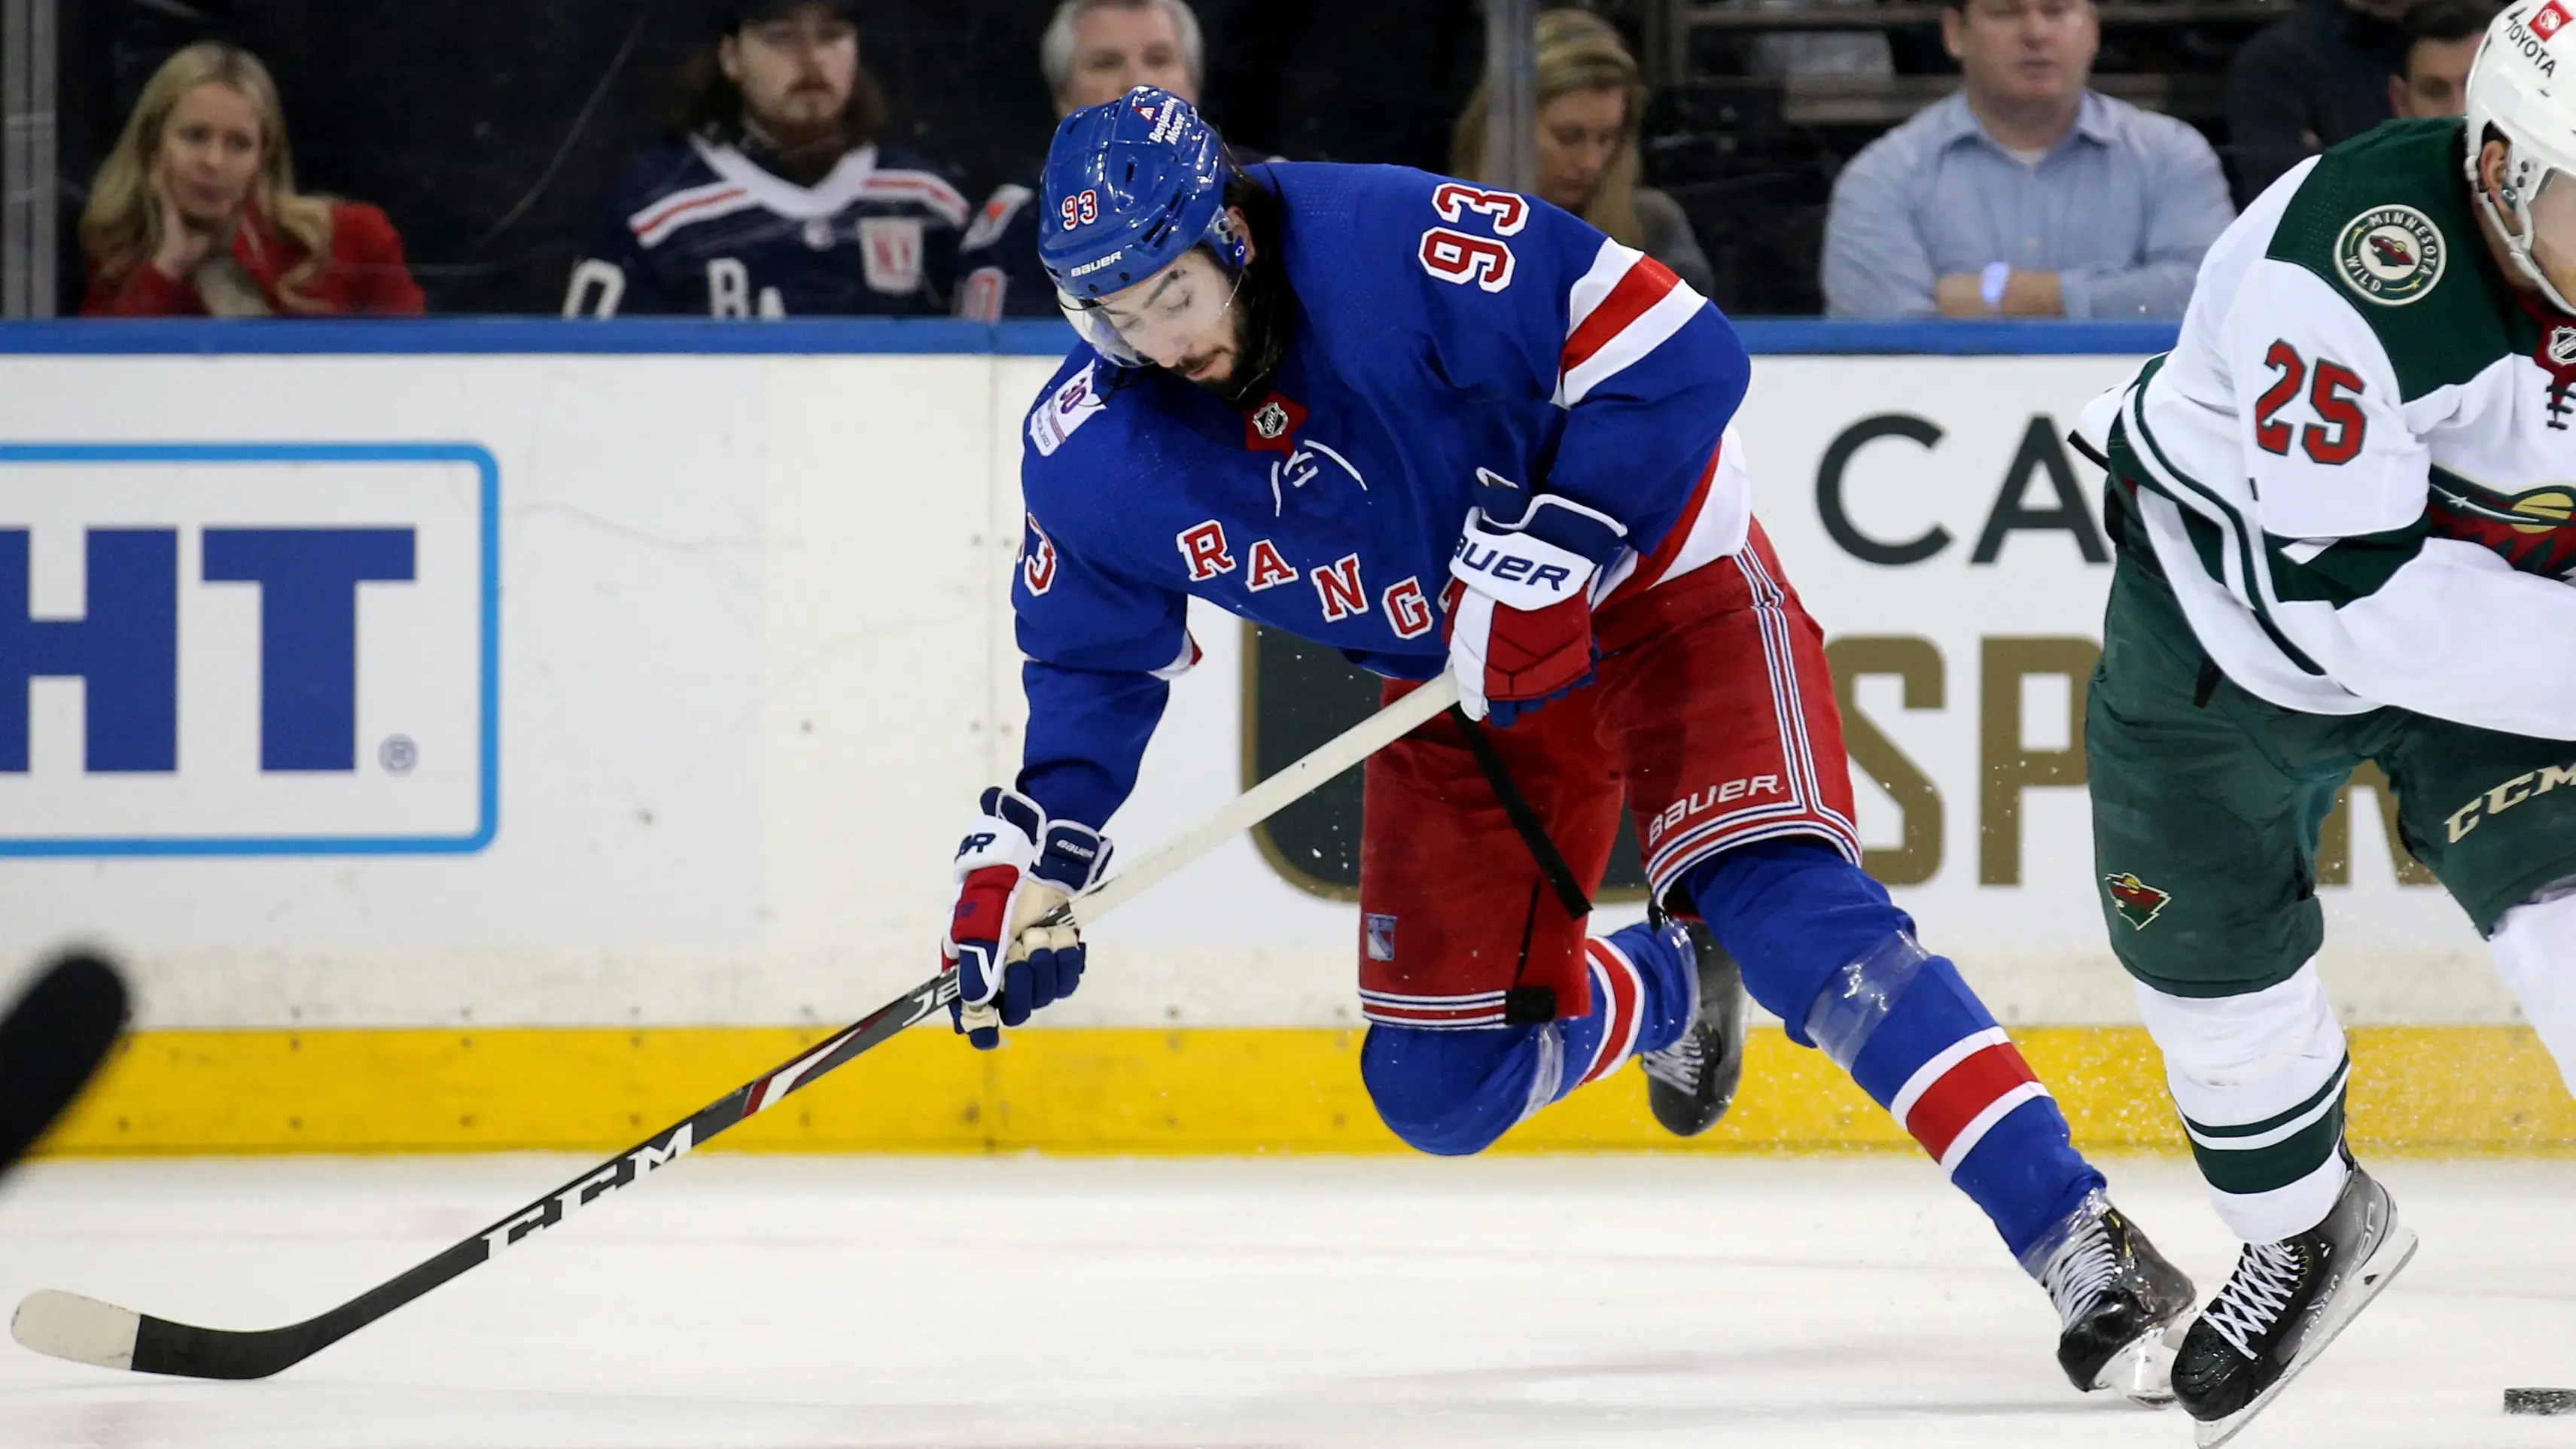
[2075,2,2576,1439]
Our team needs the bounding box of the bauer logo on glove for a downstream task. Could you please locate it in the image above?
[939,786,1113,1049]
[1444,494,1628,727]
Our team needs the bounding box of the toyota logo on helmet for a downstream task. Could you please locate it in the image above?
[2468,1,2576,312]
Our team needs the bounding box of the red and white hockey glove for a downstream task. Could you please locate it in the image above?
[1443,495,1628,727]
[940,787,1113,1050]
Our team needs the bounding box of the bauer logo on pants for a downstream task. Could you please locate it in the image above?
[0,443,498,855]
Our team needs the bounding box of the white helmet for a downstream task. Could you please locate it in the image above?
[2465,0,2576,311]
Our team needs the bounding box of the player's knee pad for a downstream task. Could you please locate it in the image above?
[1680,836,1914,1049]
[2133,963,2349,1241]
[2490,883,2576,1092]
[1360,1023,1561,1157]
[2130,963,2345,1123]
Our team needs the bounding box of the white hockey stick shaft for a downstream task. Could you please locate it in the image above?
[1046,679,1463,936]
[955,673,1454,1034]
[1064,672,1457,927]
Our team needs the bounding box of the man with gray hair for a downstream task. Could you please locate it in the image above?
[958,0,1206,319]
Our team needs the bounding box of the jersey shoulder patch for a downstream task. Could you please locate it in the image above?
[964,183,1034,254]
[2264,118,2514,399]
[1028,359,1110,458]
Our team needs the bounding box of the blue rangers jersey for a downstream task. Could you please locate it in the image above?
[565,135,969,318]
[1015,161,1755,829]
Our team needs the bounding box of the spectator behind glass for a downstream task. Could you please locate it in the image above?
[1822,0,2233,319]
[957,0,1204,320]
[81,43,422,317]
[1451,9,1717,297]
[2224,0,2414,205]
[565,0,967,318]
[2390,0,2492,117]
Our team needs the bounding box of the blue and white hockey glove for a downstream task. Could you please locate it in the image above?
[1442,495,1628,727]
[940,787,1113,1050]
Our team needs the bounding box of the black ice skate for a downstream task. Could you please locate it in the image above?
[2024,1189,2196,1403]
[1637,921,1746,1137]
[2174,1153,2418,1447]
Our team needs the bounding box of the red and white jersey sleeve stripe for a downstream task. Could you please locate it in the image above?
[629,183,757,249]
[1554,239,1710,409]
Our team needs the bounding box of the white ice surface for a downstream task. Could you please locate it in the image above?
[0,1154,2569,1447]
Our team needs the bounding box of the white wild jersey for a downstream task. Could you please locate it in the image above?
[2080,118,2576,738]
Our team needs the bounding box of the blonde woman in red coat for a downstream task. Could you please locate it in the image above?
[80,42,425,317]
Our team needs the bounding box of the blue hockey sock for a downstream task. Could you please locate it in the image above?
[1551,919,1698,1092]
[1360,920,1697,1157]
[1683,840,2103,1259]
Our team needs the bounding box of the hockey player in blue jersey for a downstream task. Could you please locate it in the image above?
[564,1,967,319]
[938,87,2196,1397]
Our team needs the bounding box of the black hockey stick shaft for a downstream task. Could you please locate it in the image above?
[15,680,1459,1381]
[0,951,129,1180]
[75,973,954,1381]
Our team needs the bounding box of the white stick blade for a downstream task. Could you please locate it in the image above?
[12,1289,140,1370]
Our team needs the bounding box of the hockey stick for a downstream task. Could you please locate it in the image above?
[0,951,130,1183]
[11,673,1459,1381]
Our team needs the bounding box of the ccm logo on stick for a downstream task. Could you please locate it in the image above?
[0,443,498,854]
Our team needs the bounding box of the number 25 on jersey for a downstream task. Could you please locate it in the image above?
[2253,341,2367,465]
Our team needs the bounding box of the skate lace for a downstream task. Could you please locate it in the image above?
[1639,1031,1708,1092]
[2202,1240,2305,1361]
[2037,1215,2121,1326]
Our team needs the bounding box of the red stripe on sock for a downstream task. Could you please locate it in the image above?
[1576,940,1643,1085]
[1901,1042,2040,1163]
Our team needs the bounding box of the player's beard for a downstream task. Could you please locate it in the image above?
[1196,246,1293,412]
[744,90,851,184]
[1173,282,1265,409]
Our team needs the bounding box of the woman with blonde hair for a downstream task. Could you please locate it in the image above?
[81,43,422,316]
[1453,9,1714,297]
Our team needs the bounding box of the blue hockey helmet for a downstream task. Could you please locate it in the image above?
[1038,87,1248,358]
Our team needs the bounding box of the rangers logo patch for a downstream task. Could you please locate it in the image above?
[2334,205,2446,305]
[1365,912,1397,963]
[2104,872,2173,930]
[859,216,925,295]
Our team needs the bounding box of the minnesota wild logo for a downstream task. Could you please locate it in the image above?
[2335,205,2446,305]
[2104,872,2173,929]
[2428,474,2576,577]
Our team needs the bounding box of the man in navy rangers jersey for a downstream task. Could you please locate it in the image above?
[565,1,967,318]
[939,87,2197,1395]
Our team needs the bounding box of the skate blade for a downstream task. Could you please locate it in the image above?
[2191,1222,2420,1448]
[2094,1314,2189,1407]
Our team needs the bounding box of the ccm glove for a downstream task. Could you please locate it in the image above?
[1443,494,1628,726]
[940,787,1113,1049]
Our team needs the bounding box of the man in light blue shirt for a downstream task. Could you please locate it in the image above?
[1822,0,2235,319]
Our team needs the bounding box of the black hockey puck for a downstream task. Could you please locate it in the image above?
[2505,1387,2576,1415]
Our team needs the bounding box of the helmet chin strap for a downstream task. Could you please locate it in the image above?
[2478,145,2576,316]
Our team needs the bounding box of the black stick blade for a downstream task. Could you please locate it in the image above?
[11,1290,309,1381]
